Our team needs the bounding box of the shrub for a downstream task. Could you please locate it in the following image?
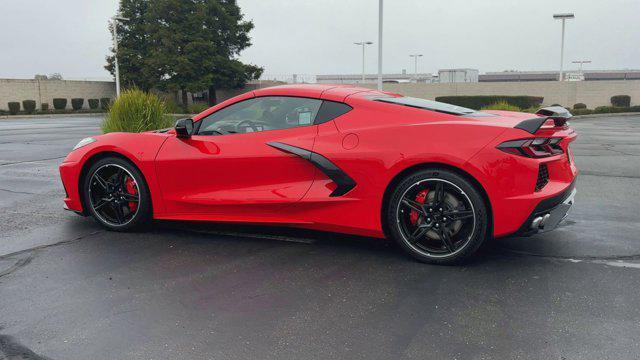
[22,100,36,114]
[606,106,633,113]
[434,95,544,110]
[610,95,631,107]
[101,89,173,133]
[188,102,210,114]
[481,101,522,112]
[88,99,99,109]
[629,105,640,112]
[71,98,84,110]
[573,103,587,109]
[572,108,594,116]
[550,103,562,107]
[594,106,611,114]
[100,97,112,110]
[8,102,20,115]
[41,103,49,111]
[53,98,67,110]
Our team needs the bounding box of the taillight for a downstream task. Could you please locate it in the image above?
[497,138,564,158]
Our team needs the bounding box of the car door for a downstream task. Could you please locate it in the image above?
[155,96,322,218]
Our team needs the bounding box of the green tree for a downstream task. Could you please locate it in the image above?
[105,0,159,91]
[105,0,262,107]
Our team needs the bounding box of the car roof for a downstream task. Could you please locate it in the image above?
[253,84,388,102]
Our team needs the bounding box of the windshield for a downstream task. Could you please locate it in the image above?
[375,96,478,116]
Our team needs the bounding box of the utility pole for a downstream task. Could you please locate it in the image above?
[409,54,423,82]
[111,13,129,97]
[354,41,373,83]
[553,13,575,81]
[377,0,383,91]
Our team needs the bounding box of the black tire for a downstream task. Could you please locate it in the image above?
[386,168,488,265]
[82,157,151,231]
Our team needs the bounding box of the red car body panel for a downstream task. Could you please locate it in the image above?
[60,84,577,239]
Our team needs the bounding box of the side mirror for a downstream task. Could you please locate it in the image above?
[175,118,194,138]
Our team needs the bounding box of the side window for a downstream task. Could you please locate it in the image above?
[197,96,322,135]
[314,101,353,124]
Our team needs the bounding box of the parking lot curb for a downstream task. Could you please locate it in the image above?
[0,113,105,120]
[573,112,640,119]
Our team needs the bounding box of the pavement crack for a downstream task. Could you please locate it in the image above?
[0,188,35,195]
[0,156,66,167]
[0,329,53,360]
[0,230,104,260]
[497,247,640,261]
[0,254,34,278]
[578,171,640,179]
[602,145,640,157]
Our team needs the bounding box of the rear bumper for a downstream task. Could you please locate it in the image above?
[512,179,576,236]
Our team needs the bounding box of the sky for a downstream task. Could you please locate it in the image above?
[0,0,638,81]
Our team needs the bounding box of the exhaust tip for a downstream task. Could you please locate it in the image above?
[540,214,551,228]
[530,214,551,231]
[531,216,543,230]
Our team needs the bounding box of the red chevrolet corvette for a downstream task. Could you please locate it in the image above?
[60,84,577,264]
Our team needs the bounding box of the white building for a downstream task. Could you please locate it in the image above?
[316,72,436,85]
[438,69,479,83]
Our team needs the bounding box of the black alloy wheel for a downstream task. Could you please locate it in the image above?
[83,157,151,231]
[387,169,488,264]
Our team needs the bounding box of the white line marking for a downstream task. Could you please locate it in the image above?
[562,258,640,269]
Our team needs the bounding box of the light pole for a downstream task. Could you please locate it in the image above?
[111,14,129,97]
[409,54,423,82]
[572,60,591,77]
[354,41,373,83]
[377,0,383,91]
[553,13,574,82]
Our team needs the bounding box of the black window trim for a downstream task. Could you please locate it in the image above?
[372,95,484,116]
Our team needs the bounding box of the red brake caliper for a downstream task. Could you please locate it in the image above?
[125,176,138,212]
[409,189,428,225]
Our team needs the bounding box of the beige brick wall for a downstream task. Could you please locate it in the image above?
[363,80,640,108]
[0,79,116,110]
[3,78,638,111]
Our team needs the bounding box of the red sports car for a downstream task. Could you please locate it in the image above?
[60,84,577,264]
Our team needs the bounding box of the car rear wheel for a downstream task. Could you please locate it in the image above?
[82,157,151,231]
[386,168,488,264]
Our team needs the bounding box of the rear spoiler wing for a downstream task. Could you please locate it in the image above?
[514,106,572,134]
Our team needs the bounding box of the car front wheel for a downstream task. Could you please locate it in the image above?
[386,168,488,264]
[82,157,151,231]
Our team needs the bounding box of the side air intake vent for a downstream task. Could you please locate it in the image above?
[535,164,549,192]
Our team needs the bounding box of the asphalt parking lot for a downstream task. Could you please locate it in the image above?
[1,114,639,359]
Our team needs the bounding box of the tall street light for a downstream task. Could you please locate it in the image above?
[377,0,383,91]
[354,41,373,83]
[572,60,591,75]
[409,54,423,82]
[111,14,129,97]
[553,13,574,82]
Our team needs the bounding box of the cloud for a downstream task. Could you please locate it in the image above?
[0,0,637,80]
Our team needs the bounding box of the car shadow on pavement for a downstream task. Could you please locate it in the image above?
[152,220,502,267]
